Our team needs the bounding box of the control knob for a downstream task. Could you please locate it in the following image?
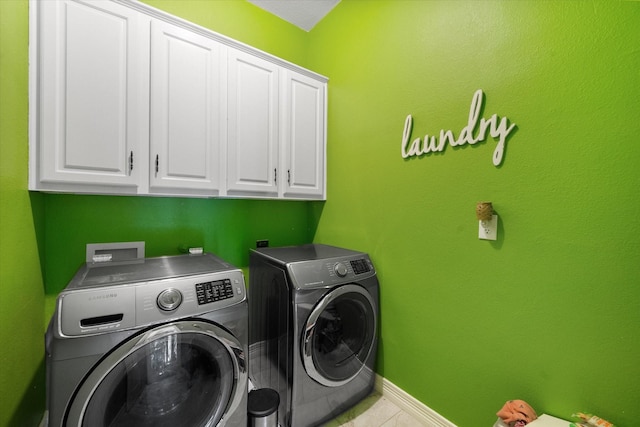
[157,288,183,311]
[334,262,348,278]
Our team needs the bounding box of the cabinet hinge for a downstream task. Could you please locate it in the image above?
[129,151,134,174]
[274,168,277,185]
[155,155,159,176]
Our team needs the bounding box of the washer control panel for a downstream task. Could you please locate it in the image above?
[157,288,183,311]
[57,269,246,337]
[195,279,234,305]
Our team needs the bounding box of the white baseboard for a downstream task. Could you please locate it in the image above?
[375,375,457,427]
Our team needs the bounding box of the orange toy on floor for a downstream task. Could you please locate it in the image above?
[497,400,538,427]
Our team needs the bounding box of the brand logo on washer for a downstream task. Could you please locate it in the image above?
[88,293,118,301]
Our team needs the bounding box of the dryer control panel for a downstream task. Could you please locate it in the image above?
[288,256,376,289]
[349,258,371,274]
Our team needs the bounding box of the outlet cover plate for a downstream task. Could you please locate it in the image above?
[478,215,498,240]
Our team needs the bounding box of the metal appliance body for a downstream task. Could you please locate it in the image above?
[46,253,248,427]
[249,244,379,427]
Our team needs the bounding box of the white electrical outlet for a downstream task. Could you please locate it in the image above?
[478,215,498,240]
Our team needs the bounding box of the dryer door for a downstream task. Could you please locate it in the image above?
[65,320,246,427]
[302,284,377,387]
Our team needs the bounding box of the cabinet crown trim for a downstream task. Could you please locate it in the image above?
[113,0,328,83]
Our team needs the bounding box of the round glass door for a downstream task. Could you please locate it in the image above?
[66,321,245,427]
[302,284,377,387]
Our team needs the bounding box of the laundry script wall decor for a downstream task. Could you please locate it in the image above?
[401,89,516,166]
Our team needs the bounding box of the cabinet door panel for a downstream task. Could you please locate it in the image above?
[226,49,279,196]
[37,0,148,189]
[282,71,326,199]
[65,4,124,172]
[149,20,222,194]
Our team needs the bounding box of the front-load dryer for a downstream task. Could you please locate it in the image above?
[46,253,248,427]
[249,244,379,427]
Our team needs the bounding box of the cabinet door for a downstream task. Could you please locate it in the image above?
[281,70,326,199]
[34,0,149,192]
[149,20,222,195]
[226,49,279,197]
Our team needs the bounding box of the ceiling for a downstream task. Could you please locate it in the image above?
[246,0,341,31]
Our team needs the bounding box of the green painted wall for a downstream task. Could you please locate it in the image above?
[308,1,640,426]
[43,196,318,294]
[0,1,45,426]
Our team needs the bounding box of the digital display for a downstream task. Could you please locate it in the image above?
[195,279,234,305]
[350,259,370,274]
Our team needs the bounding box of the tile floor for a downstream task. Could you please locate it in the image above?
[322,392,424,427]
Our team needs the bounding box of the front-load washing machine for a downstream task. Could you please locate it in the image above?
[248,244,379,427]
[46,252,248,427]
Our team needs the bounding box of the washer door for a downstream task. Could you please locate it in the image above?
[65,320,246,427]
[302,284,377,387]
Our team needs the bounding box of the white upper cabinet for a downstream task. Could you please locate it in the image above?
[149,19,223,196]
[225,54,327,200]
[31,0,150,193]
[281,70,326,199]
[30,0,327,200]
[226,49,280,197]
